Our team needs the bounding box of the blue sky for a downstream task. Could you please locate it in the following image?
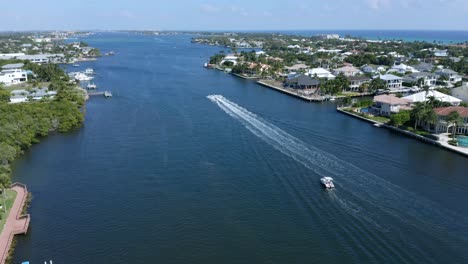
[1,0,468,31]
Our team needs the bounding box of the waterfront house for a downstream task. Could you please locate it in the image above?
[333,65,361,77]
[402,72,437,87]
[435,69,462,84]
[284,74,320,89]
[306,68,335,79]
[403,90,462,106]
[347,76,371,92]
[379,74,403,90]
[433,107,468,134]
[221,54,238,66]
[373,94,412,116]
[10,87,57,103]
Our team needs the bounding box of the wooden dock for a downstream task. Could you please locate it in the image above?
[0,183,30,264]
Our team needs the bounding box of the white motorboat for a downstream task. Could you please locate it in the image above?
[320,177,335,189]
[85,68,94,75]
[72,64,80,67]
[86,82,97,89]
[74,72,93,82]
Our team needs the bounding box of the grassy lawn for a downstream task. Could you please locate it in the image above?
[367,115,390,123]
[0,189,18,233]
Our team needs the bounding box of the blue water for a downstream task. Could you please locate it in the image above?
[11,33,468,263]
[458,136,468,147]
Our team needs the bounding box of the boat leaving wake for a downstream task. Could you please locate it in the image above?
[207,94,468,260]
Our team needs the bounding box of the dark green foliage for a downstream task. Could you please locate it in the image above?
[390,110,411,126]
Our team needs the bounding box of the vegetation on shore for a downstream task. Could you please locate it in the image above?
[0,62,85,183]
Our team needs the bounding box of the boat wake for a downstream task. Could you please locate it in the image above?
[208,94,468,262]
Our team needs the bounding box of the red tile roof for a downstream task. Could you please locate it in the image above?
[434,106,468,117]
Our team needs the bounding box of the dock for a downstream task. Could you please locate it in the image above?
[0,183,30,264]
[257,80,326,102]
[87,91,112,98]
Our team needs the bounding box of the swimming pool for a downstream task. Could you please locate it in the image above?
[458,136,468,147]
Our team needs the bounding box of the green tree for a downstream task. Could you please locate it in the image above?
[369,78,386,93]
[410,102,426,130]
[0,89,10,103]
[390,110,411,127]
[446,111,463,138]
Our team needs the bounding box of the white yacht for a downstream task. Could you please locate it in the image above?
[320,177,335,189]
[85,68,94,75]
[74,72,93,82]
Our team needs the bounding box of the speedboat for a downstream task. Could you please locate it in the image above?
[72,64,80,67]
[74,72,94,82]
[320,177,335,189]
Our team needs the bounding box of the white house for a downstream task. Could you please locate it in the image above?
[0,64,28,86]
[379,74,403,90]
[333,65,361,77]
[10,88,57,103]
[402,72,437,87]
[402,90,462,106]
[220,54,238,66]
[347,76,371,92]
[434,49,448,57]
[387,63,418,74]
[435,69,462,84]
[373,94,412,116]
[361,64,386,74]
[306,68,335,79]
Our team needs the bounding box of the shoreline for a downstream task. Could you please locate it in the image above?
[337,107,468,157]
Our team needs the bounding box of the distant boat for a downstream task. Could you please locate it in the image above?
[72,64,80,67]
[105,51,115,56]
[86,82,97,89]
[85,68,94,75]
[329,96,336,101]
[320,177,335,189]
[104,91,112,97]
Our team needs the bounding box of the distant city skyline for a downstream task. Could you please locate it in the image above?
[1,0,468,31]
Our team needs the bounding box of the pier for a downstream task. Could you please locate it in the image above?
[257,80,326,102]
[0,183,30,264]
[87,91,112,98]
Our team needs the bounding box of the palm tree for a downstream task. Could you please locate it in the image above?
[422,108,438,131]
[410,102,426,130]
[446,111,463,138]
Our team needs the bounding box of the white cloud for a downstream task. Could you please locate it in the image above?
[230,6,248,17]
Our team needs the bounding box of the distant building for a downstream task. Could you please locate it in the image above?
[333,65,361,77]
[285,63,309,73]
[379,74,403,90]
[361,64,386,74]
[306,68,335,79]
[434,49,448,57]
[402,72,437,87]
[373,94,412,116]
[412,62,434,72]
[10,87,57,103]
[387,63,418,74]
[435,69,462,84]
[0,63,28,86]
